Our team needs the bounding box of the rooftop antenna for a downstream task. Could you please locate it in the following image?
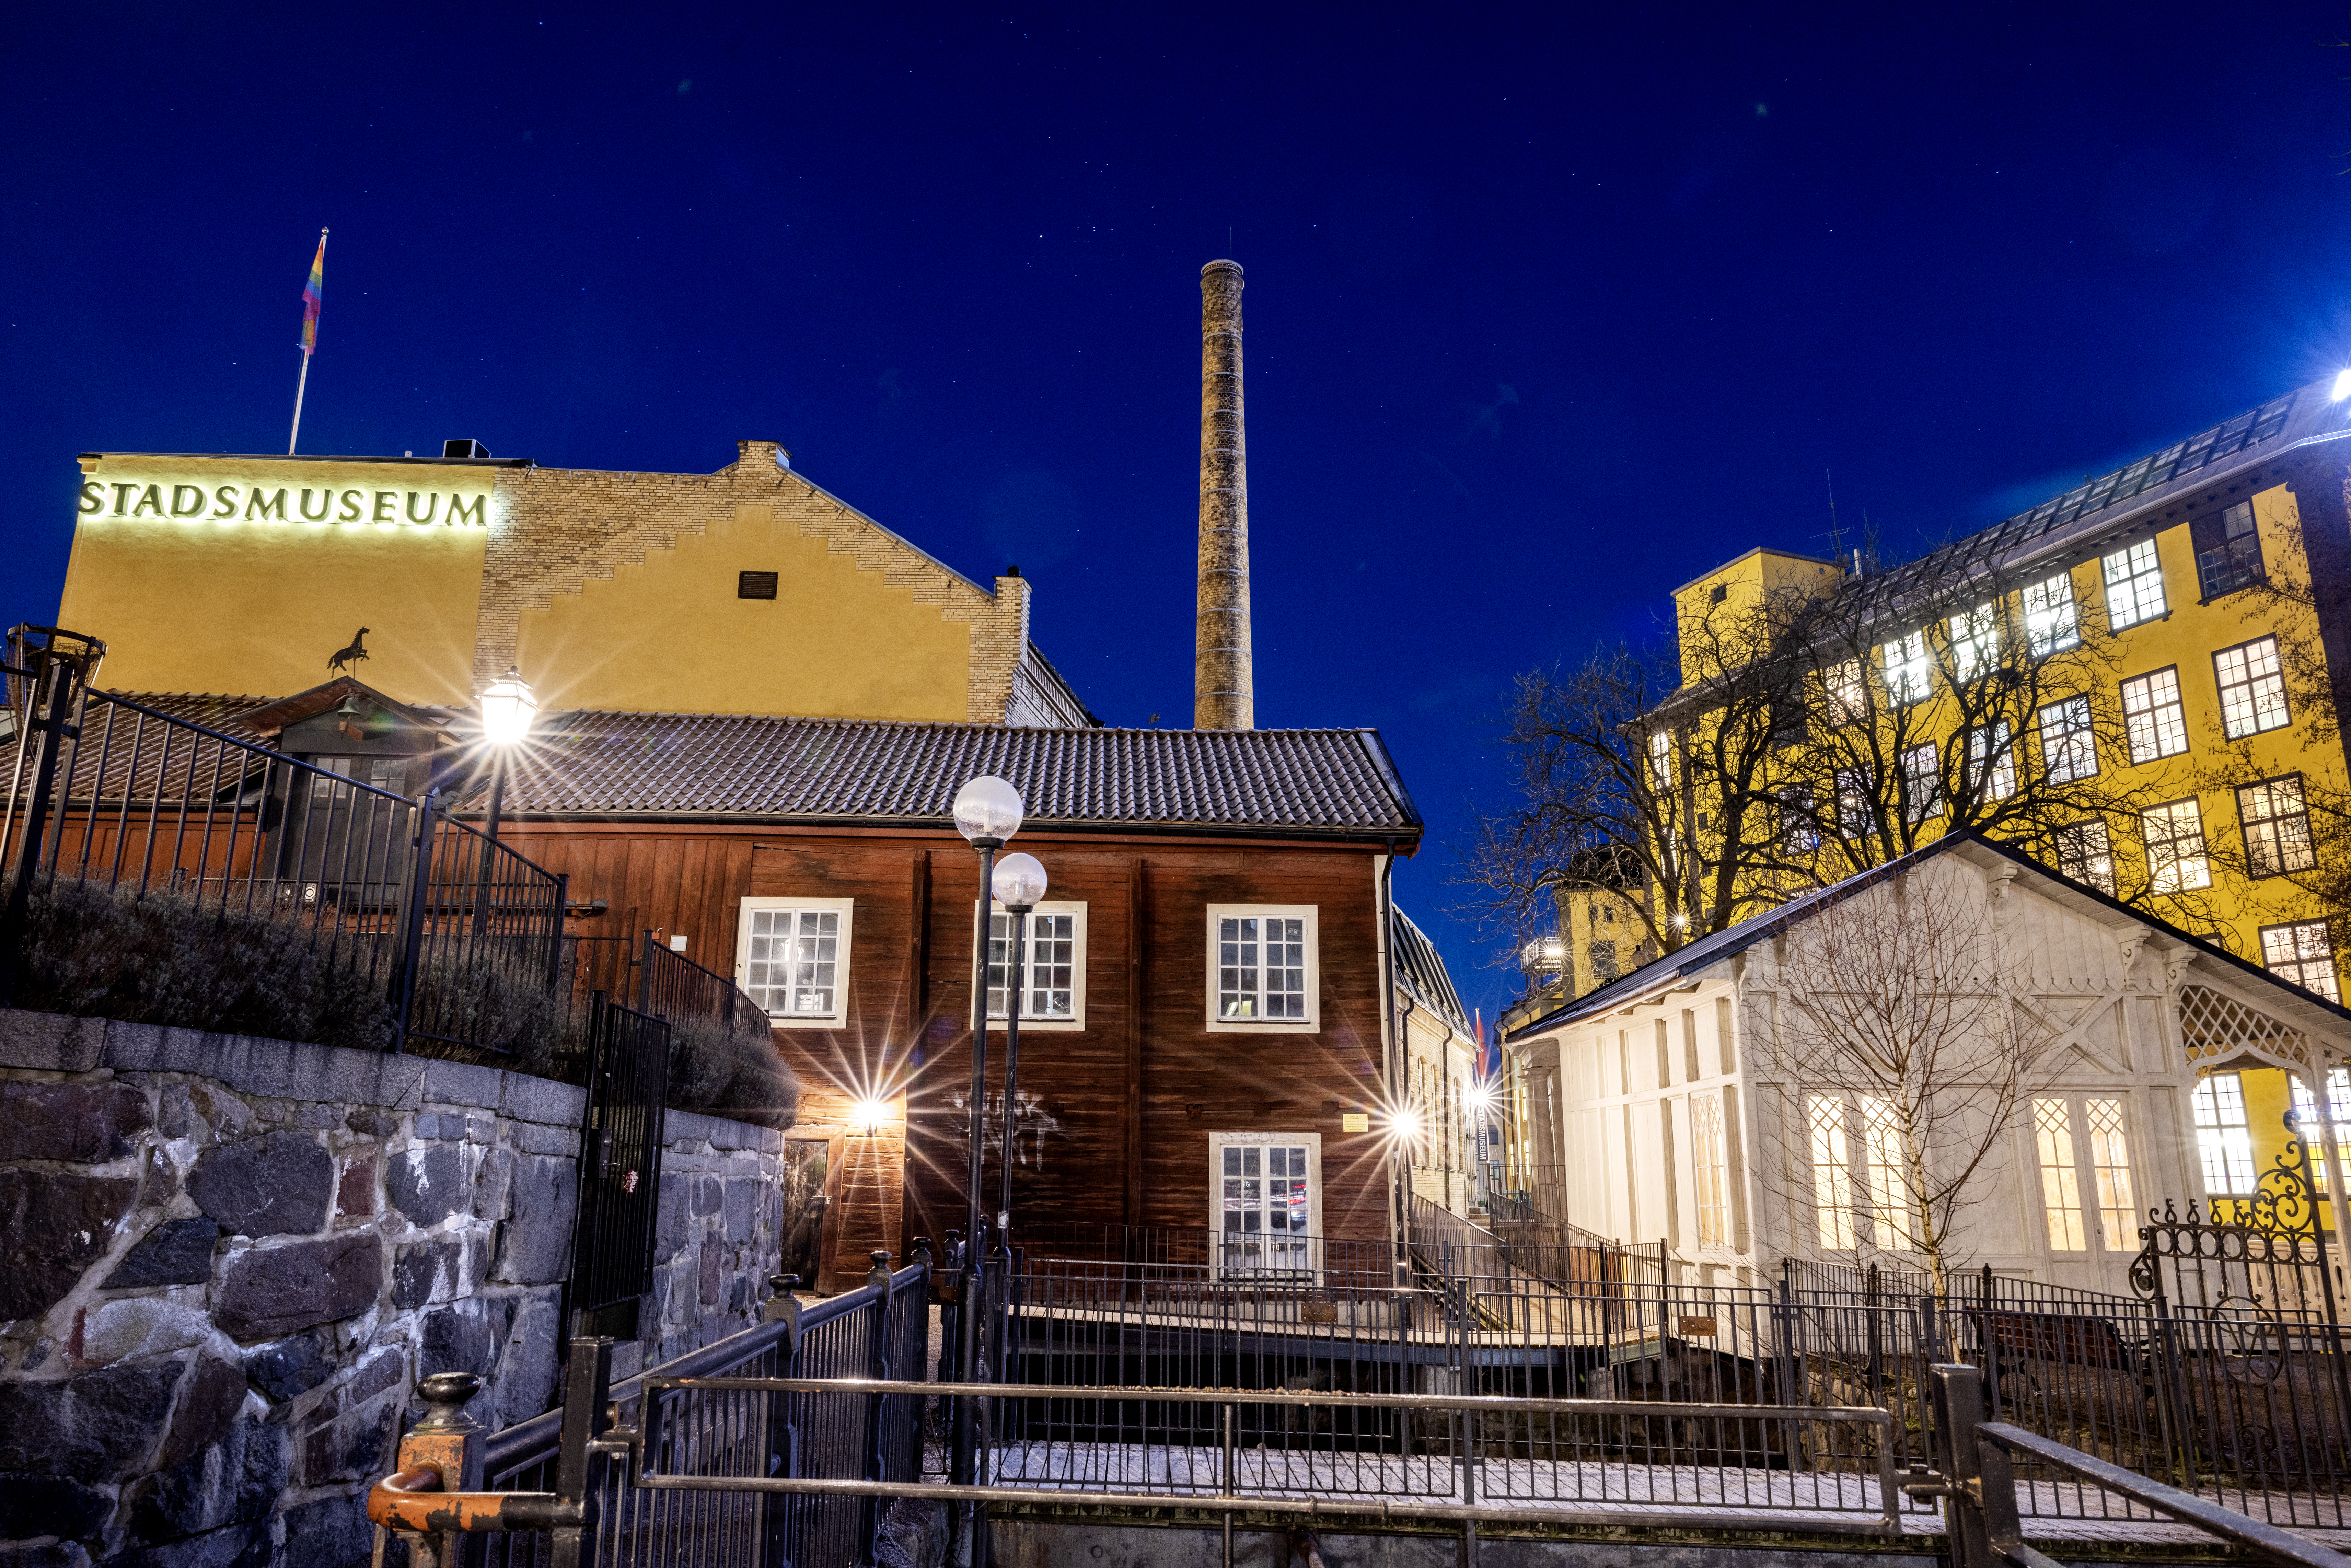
[1816,468,1847,556]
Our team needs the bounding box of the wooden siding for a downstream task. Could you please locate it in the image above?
[496,822,1398,1284]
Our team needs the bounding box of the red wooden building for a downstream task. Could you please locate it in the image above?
[474,712,1425,1288]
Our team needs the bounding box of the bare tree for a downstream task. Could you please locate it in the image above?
[1754,862,2063,1297]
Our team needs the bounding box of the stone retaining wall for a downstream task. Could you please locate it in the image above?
[0,1008,787,1568]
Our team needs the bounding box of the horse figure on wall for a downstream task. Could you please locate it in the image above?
[328,628,370,674]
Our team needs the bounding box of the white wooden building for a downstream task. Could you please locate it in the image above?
[1497,833,2351,1297]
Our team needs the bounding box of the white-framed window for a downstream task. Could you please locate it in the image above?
[1950,602,2001,681]
[1208,1130,1321,1276]
[982,900,1088,1030]
[1807,1095,1856,1251]
[1780,785,1819,854]
[2191,1073,2255,1197]
[1692,1090,1730,1247]
[2265,920,2341,1004]
[2288,1066,2351,1188]
[1861,1095,1917,1253]
[1900,742,1942,824]
[1964,722,2016,803]
[1826,659,1867,727]
[2143,798,2211,893]
[2033,1095,2136,1253]
[2037,695,2097,783]
[2052,819,2116,896]
[2215,636,2290,740]
[2025,571,2081,656]
[2121,667,2189,764]
[1206,905,1319,1031]
[1648,728,1673,789]
[1883,631,1932,706]
[2102,539,2168,630]
[737,897,855,1026]
[2240,776,2317,879]
[1835,766,1874,838]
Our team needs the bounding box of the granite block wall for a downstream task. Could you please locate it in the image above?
[0,1008,786,1568]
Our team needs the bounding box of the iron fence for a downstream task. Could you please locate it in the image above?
[470,1254,931,1568]
[566,996,672,1342]
[0,634,564,1056]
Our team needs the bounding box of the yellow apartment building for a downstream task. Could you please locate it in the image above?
[1661,375,2351,1219]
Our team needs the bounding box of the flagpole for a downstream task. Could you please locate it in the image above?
[288,351,311,456]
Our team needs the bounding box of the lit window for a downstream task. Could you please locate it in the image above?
[2034,1097,2088,1252]
[2264,920,2340,1003]
[2085,1097,2136,1252]
[1780,785,1819,853]
[1826,659,1867,726]
[1964,721,2016,802]
[2287,1067,2351,1189]
[1693,1091,1730,1247]
[1900,742,1942,824]
[1883,631,1932,706]
[1648,728,1673,788]
[1835,766,1875,838]
[1208,905,1319,1030]
[737,898,854,1024]
[1862,1096,1914,1252]
[2239,776,2316,878]
[1808,1095,1855,1250]
[1950,602,2001,681]
[2193,501,2264,600]
[2052,819,2116,895]
[2037,695,2097,783]
[2191,1074,2255,1197]
[2102,539,2168,630]
[985,902,1087,1027]
[2025,572,2081,656]
[2215,637,2290,740]
[2143,798,2212,893]
[1213,1134,1318,1276]
[2120,667,2189,765]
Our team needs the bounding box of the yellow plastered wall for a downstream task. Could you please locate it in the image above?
[1673,548,1844,683]
[56,455,486,703]
[513,505,972,718]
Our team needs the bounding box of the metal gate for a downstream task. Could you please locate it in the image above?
[566,995,671,1341]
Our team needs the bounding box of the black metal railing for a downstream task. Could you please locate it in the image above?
[471,1252,931,1568]
[0,635,564,1056]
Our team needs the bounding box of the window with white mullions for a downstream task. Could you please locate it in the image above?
[2024,572,2081,656]
[1862,1095,1916,1252]
[2265,920,2341,1004]
[2102,539,2168,630]
[2034,1093,2139,1255]
[2037,695,2097,783]
[1964,721,2016,802]
[1950,602,2001,681]
[2239,776,2316,879]
[1825,659,1867,727]
[1213,1135,1318,1275]
[2034,1097,2088,1251]
[737,898,855,1024]
[984,902,1086,1027]
[2191,1073,2255,1197]
[1807,1095,1856,1250]
[1900,742,1942,824]
[2120,667,2189,764]
[2215,636,2290,740]
[2143,798,2211,893]
[2288,1066,2351,1188]
[2052,818,2116,895]
[1206,905,1319,1030]
[2193,500,2264,600]
[1882,631,1932,706]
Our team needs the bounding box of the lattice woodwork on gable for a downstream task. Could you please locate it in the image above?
[2178,984,2313,1072]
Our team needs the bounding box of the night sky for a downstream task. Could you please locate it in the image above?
[8,5,2351,1022]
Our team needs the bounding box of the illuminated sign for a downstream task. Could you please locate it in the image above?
[78,478,491,528]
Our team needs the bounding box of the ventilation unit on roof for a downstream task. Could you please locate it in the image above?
[443,439,492,459]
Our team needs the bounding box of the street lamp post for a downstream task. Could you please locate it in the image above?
[989,852,1047,1258]
[949,775,1022,1566]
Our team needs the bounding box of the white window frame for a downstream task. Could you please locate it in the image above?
[1965,721,2016,803]
[1950,602,2001,682]
[1882,631,1932,706]
[2191,1072,2255,1198]
[2103,539,2168,630]
[2143,798,2212,893]
[1206,904,1320,1033]
[975,899,1089,1031]
[1825,658,1867,726]
[2031,1093,2138,1255]
[2053,819,2116,895]
[2025,572,2081,656]
[736,896,855,1028]
[2121,667,2189,765]
[2037,695,2097,784]
[2266,921,2341,1004]
[1900,742,1942,824]
[2215,636,2290,741]
[1206,1129,1323,1277]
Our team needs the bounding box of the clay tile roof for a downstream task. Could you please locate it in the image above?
[476,712,1423,838]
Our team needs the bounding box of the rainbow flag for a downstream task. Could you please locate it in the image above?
[298,230,327,355]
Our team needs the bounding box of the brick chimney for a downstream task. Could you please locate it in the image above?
[1194,260,1253,730]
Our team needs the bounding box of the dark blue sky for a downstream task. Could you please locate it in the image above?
[8,5,2351,1021]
